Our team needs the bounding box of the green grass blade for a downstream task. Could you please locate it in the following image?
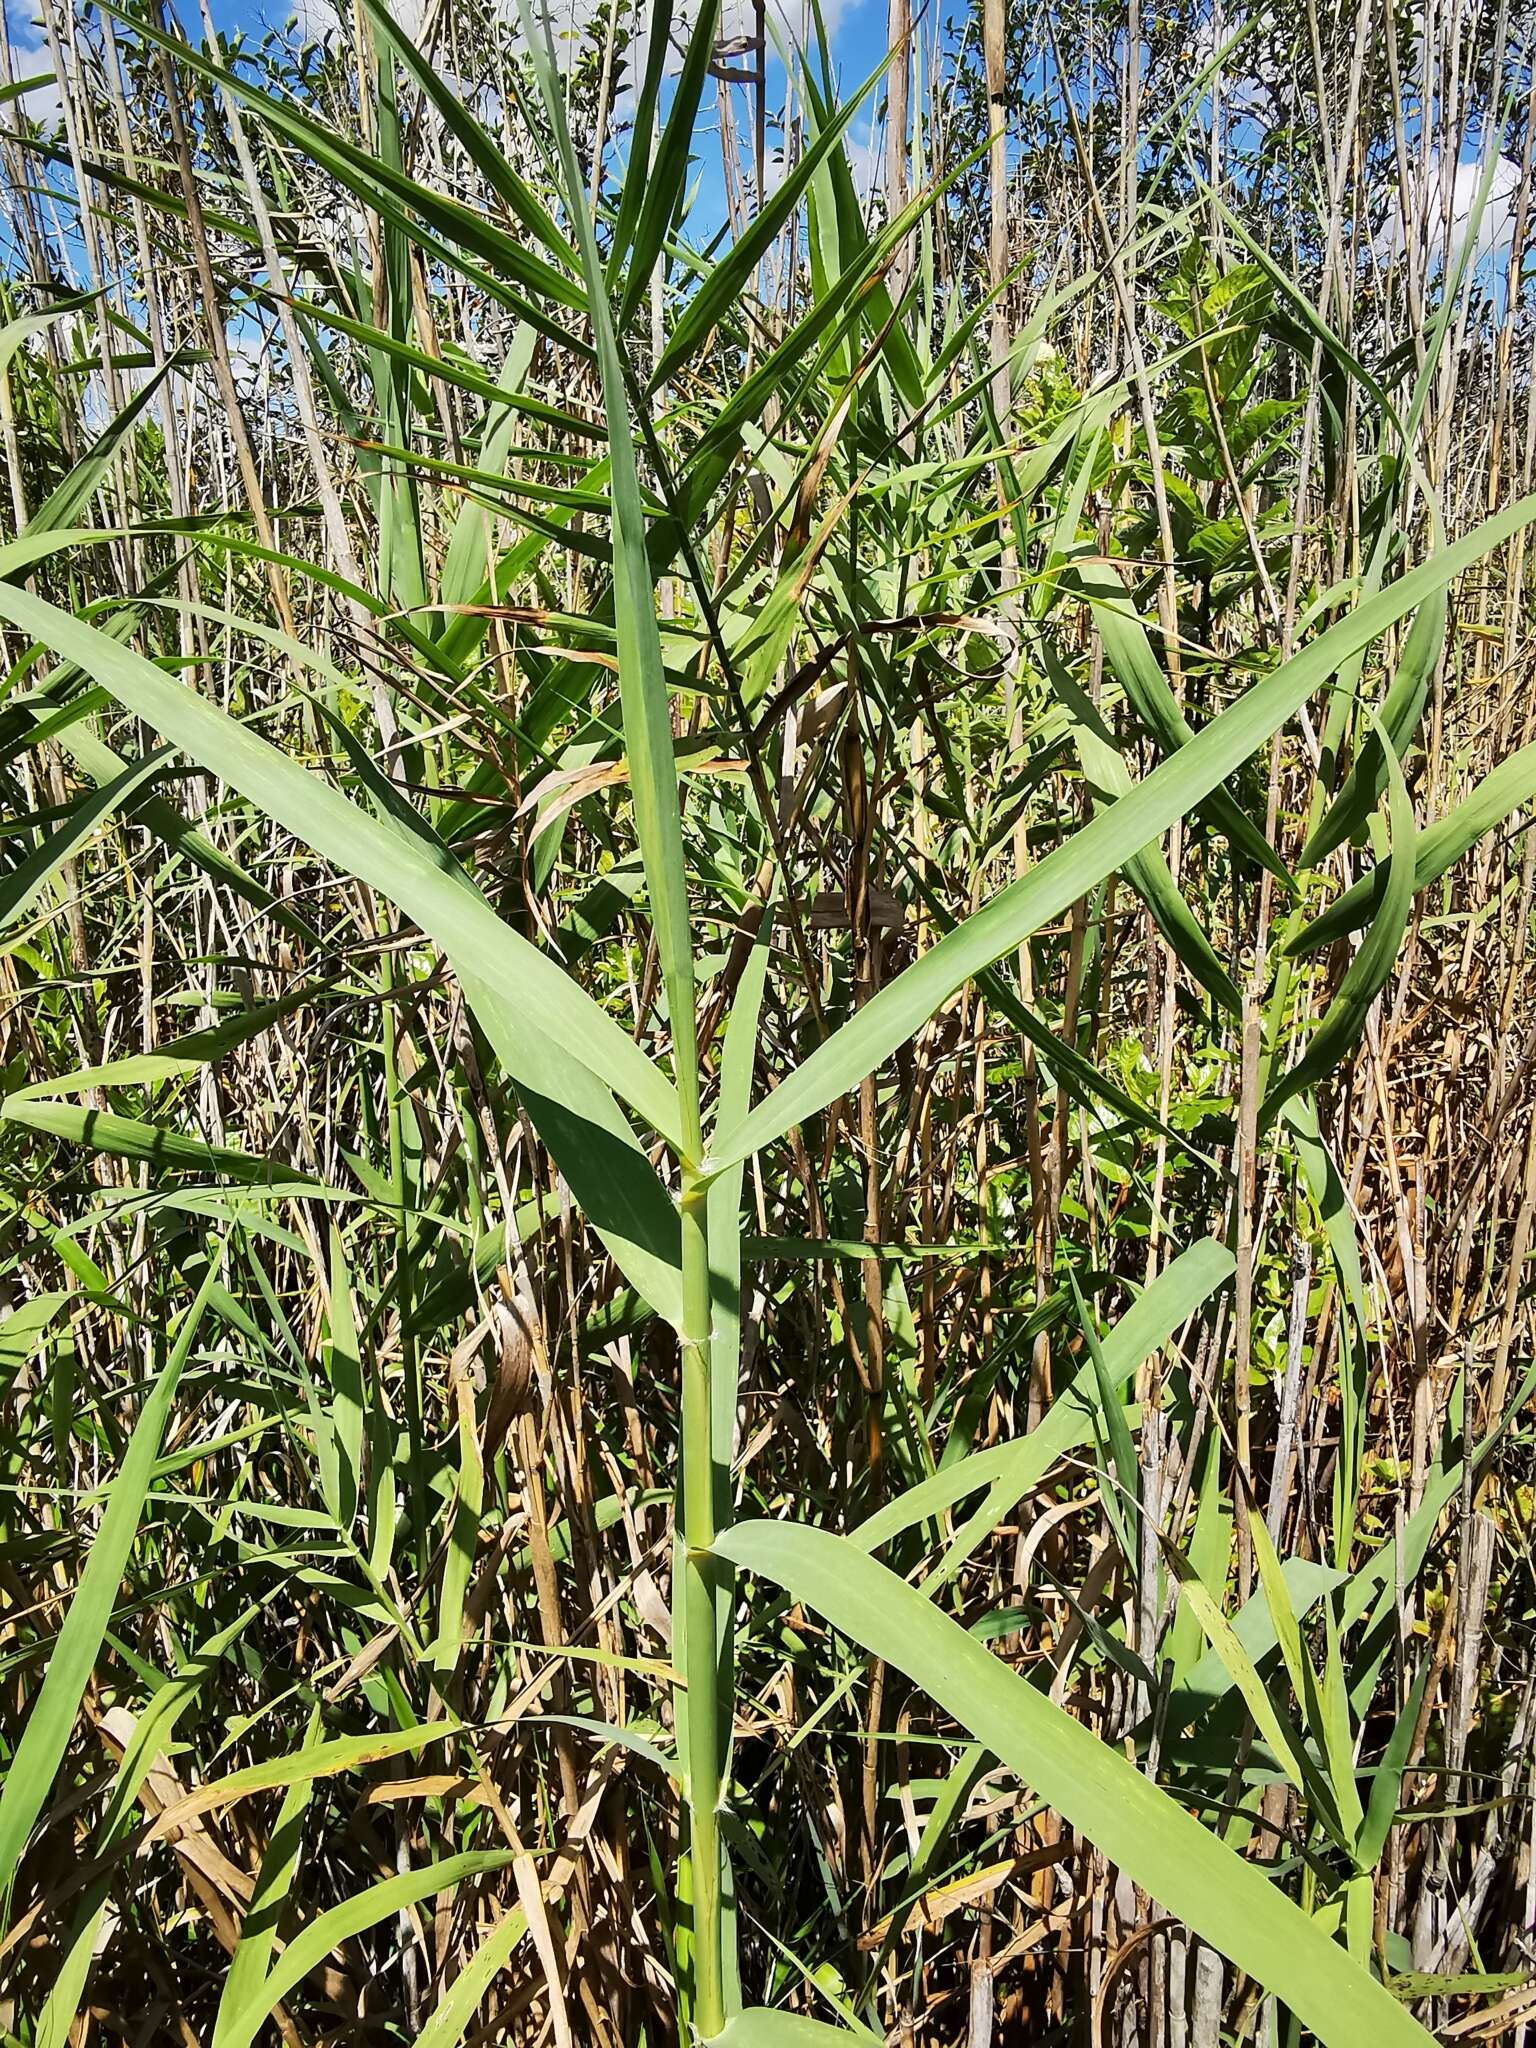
[653,48,891,389]
[718,1521,1433,2048]
[0,581,682,1150]
[712,2011,880,2044]
[1355,1662,1430,1871]
[856,1237,1233,1555]
[408,1897,531,2048]
[359,0,578,270]
[1263,716,1415,1126]
[706,495,1536,1175]
[2,1098,326,1187]
[1069,559,1292,888]
[616,0,718,331]
[324,1227,364,1535]
[1299,588,1446,870]
[0,745,170,932]
[438,325,537,624]
[213,1710,322,2048]
[0,290,99,381]
[25,357,176,537]
[519,0,701,1150]
[35,1602,262,2048]
[1050,654,1240,1013]
[216,1851,514,2048]
[143,1724,459,1843]
[101,5,588,333]
[1287,736,1536,958]
[1068,1259,1140,1561]
[0,1252,223,1899]
[6,981,341,1101]
[1161,1537,1341,1837]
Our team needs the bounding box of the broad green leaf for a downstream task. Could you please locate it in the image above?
[856,1236,1233,1558]
[0,746,170,934]
[1288,736,1536,958]
[3,1098,326,1187]
[1263,717,1415,1125]
[409,1898,531,2048]
[143,1723,459,1844]
[7,980,341,1100]
[213,1710,323,2048]
[35,1602,262,2048]
[1300,589,1446,869]
[718,1521,1432,2048]
[711,2012,881,2045]
[1069,558,1291,887]
[707,497,1536,1175]
[653,48,891,387]
[0,1257,222,1897]
[0,582,683,1151]
[521,0,701,1148]
[216,1850,515,2048]
[25,357,176,537]
[1049,654,1240,1015]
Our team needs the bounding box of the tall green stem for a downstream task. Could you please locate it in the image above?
[680,1166,725,2035]
[512,11,731,2022]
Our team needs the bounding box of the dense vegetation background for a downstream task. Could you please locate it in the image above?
[1,0,1535,2042]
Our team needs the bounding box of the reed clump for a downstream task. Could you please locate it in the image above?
[0,3,1534,2044]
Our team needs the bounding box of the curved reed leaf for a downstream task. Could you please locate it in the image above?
[707,492,1536,1175]
[718,1520,1433,2048]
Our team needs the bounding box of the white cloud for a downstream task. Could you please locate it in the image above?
[762,0,863,44]
[277,0,602,49]
[1374,152,1524,274]
[278,0,341,47]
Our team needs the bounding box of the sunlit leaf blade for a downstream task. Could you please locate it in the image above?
[519,0,701,1147]
[717,1521,1433,2048]
[707,494,1536,1174]
[216,1852,516,2048]
[0,1257,222,1898]
[0,581,683,1152]
[1286,735,1536,957]
[1263,716,1415,1125]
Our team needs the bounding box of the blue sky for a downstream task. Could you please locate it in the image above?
[2,0,1519,292]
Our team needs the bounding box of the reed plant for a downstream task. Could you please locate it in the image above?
[1,2,1535,2043]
